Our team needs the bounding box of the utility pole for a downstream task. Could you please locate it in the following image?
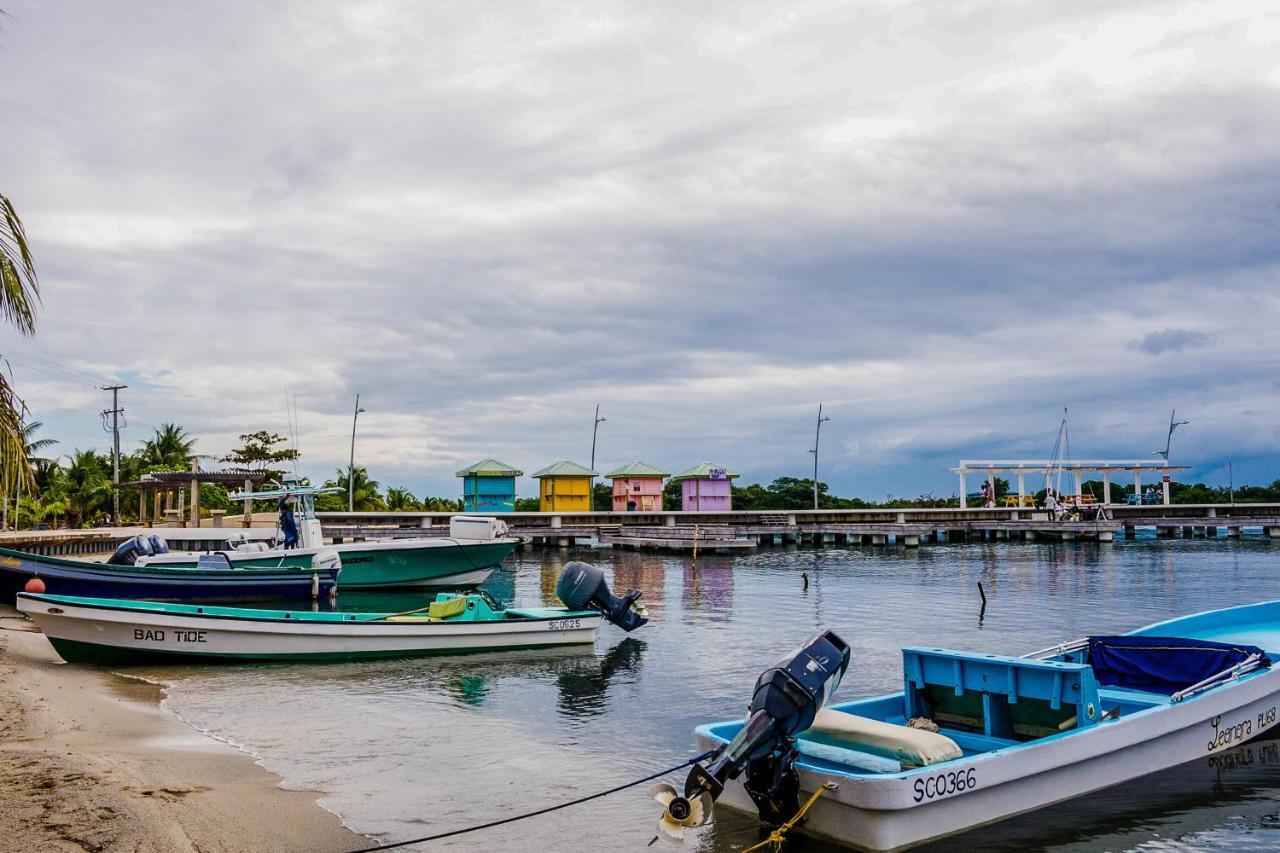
[348,394,365,512]
[101,385,127,525]
[590,404,606,510]
[808,403,831,510]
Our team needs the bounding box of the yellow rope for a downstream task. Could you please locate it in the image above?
[741,783,834,853]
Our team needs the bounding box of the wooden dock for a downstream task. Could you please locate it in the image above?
[3,504,1278,556]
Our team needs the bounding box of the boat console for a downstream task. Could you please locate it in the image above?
[904,647,1102,741]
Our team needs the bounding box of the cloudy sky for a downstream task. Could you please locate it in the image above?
[2,1,1278,500]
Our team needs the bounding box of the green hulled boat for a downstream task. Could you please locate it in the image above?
[135,483,518,589]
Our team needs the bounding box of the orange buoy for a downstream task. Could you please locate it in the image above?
[24,577,46,594]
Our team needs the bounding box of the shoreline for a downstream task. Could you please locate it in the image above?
[0,605,364,852]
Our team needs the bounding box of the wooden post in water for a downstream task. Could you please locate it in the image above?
[692,524,699,570]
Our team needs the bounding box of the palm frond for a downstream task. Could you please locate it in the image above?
[0,367,33,492]
[0,194,40,336]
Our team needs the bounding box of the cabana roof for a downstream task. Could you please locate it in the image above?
[531,460,597,478]
[670,462,739,482]
[455,458,524,478]
[113,469,270,490]
[605,461,669,478]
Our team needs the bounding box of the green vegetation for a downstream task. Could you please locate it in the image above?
[1,193,40,498]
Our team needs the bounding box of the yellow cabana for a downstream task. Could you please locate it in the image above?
[531,460,598,512]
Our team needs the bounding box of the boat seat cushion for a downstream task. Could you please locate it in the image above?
[803,709,963,768]
[427,596,468,620]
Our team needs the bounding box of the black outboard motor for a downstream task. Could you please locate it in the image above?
[148,535,170,554]
[651,630,851,842]
[106,534,155,566]
[555,561,648,632]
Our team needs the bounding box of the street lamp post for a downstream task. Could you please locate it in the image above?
[808,403,831,510]
[590,404,606,510]
[348,394,365,512]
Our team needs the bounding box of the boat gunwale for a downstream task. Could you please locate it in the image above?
[140,536,522,563]
[16,591,599,628]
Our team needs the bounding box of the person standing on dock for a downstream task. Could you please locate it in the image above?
[1043,489,1061,520]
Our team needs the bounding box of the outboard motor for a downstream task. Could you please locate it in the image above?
[106,534,155,566]
[311,549,341,601]
[147,535,170,554]
[651,630,851,843]
[555,561,648,632]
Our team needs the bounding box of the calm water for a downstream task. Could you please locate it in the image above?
[129,538,1280,852]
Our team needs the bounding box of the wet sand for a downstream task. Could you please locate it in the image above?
[0,606,364,852]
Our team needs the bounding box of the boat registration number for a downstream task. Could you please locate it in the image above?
[547,619,583,631]
[913,767,976,802]
[133,628,207,644]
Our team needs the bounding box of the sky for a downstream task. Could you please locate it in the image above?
[2,1,1278,501]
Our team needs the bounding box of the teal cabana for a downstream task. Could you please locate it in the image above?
[456,459,523,513]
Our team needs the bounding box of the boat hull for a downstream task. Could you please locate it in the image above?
[140,538,517,589]
[17,594,600,664]
[0,547,339,603]
[696,664,1280,850]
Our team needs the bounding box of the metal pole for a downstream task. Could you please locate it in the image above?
[809,403,830,510]
[101,385,126,525]
[348,394,364,512]
[1229,461,1234,504]
[590,404,606,511]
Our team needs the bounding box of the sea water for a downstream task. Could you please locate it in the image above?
[133,538,1280,851]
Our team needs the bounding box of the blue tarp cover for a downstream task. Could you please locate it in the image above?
[1088,635,1268,695]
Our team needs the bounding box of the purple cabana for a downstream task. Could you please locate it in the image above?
[671,462,738,511]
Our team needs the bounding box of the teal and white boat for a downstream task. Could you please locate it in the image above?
[674,601,1280,850]
[135,482,518,590]
[17,562,650,664]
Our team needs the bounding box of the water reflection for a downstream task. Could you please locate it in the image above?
[682,554,734,621]
[555,637,647,722]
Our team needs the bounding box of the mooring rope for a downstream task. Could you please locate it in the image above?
[351,750,717,852]
[740,782,835,853]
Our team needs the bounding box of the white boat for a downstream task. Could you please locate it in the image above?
[16,591,601,663]
[684,601,1280,850]
[16,561,649,665]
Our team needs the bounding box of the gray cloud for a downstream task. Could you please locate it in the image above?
[2,0,1278,499]
[1131,328,1214,356]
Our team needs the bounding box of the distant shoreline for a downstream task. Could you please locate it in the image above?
[0,607,362,852]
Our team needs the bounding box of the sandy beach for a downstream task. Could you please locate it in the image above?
[0,605,364,853]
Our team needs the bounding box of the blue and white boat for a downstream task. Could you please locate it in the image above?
[0,544,340,604]
[685,602,1280,850]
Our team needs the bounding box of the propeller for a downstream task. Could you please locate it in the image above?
[648,782,713,844]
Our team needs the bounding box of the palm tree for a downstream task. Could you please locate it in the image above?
[0,193,40,494]
[7,419,57,529]
[63,449,110,526]
[325,466,386,511]
[385,487,420,511]
[139,423,197,470]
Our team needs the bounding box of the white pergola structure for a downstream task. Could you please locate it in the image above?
[953,460,1188,509]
